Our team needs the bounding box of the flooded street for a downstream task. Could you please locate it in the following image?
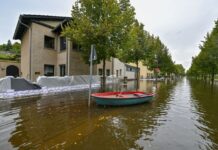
[0,78,218,150]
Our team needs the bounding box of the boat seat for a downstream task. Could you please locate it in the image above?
[116,94,127,98]
[133,93,146,97]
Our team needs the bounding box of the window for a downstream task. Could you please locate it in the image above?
[44,36,55,49]
[60,37,66,51]
[59,64,66,76]
[106,69,110,76]
[126,66,134,72]
[120,69,122,76]
[98,68,103,75]
[44,65,54,76]
[116,70,119,77]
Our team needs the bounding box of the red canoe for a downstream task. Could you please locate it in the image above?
[91,91,154,106]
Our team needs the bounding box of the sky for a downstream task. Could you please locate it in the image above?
[1,0,218,69]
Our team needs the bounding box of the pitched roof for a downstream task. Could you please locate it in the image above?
[52,19,71,34]
[13,14,71,40]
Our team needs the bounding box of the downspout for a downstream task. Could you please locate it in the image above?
[19,19,32,81]
[66,38,70,76]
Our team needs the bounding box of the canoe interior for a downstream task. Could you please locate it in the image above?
[92,91,154,99]
[92,91,154,106]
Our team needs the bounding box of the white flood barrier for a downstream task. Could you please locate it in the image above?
[0,75,102,100]
[0,75,119,100]
[0,76,12,92]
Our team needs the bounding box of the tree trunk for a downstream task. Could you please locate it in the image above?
[211,68,215,86]
[136,61,139,90]
[102,58,106,91]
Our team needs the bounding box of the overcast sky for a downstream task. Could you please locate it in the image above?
[1,0,218,69]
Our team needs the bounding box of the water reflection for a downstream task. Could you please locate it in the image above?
[0,79,218,149]
[189,79,218,149]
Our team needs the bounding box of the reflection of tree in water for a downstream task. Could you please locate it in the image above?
[189,79,218,149]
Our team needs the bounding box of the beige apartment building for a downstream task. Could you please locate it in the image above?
[13,14,151,81]
[129,62,154,79]
[13,15,114,81]
[113,59,154,80]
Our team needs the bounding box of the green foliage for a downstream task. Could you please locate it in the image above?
[187,20,218,83]
[0,44,7,51]
[63,0,176,82]
[118,21,147,86]
[62,0,135,86]
[0,40,21,61]
[118,21,147,65]
[0,53,17,60]
[0,40,21,54]
[174,64,185,76]
[143,35,175,76]
[63,0,135,63]
[6,40,12,51]
[11,42,21,54]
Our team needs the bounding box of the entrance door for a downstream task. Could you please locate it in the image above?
[6,65,19,77]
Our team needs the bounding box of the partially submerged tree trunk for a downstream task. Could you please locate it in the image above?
[101,58,106,91]
[136,60,139,90]
[211,67,215,85]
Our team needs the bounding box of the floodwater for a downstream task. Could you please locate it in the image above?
[0,78,218,150]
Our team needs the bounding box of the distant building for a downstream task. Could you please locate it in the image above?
[129,62,154,79]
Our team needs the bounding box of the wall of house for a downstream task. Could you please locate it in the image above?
[129,62,154,79]
[57,51,67,75]
[21,20,123,80]
[56,36,67,76]
[39,21,61,28]
[125,71,136,80]
[69,43,90,75]
[31,22,58,81]
[21,28,30,80]
[0,60,21,78]
[113,58,126,79]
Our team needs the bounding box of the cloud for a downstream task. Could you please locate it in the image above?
[130,0,218,69]
[0,0,74,43]
[1,0,218,69]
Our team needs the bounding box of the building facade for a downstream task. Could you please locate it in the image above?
[129,62,154,79]
[13,15,112,81]
[13,14,150,81]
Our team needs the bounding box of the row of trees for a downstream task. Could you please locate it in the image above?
[187,20,218,84]
[63,0,184,87]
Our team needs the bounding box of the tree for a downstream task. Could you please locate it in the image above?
[118,21,147,88]
[188,20,218,84]
[143,35,176,78]
[174,64,185,76]
[6,40,12,51]
[0,44,7,51]
[63,0,135,88]
[12,42,21,54]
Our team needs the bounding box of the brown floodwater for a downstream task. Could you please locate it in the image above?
[0,78,218,150]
